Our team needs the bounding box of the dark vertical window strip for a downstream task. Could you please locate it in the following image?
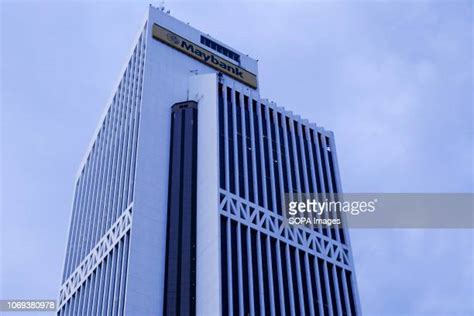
[326,136,346,245]
[190,109,198,315]
[239,93,249,202]
[68,293,74,315]
[289,247,300,315]
[162,109,176,315]
[256,232,266,315]
[278,113,289,210]
[275,241,288,316]
[312,131,330,238]
[111,244,122,313]
[226,218,234,314]
[83,262,93,315]
[220,216,229,315]
[270,110,282,215]
[72,285,81,316]
[81,277,88,314]
[227,87,235,194]
[327,264,339,315]
[218,83,225,189]
[106,245,118,315]
[76,266,86,315]
[88,266,97,314]
[232,91,240,197]
[285,118,297,194]
[246,226,256,315]
[63,296,69,315]
[261,104,273,212]
[252,101,263,206]
[176,110,186,315]
[163,110,183,315]
[90,258,101,315]
[300,127,316,231]
[99,247,112,315]
[96,260,106,315]
[236,92,245,197]
[294,124,306,194]
[261,235,271,313]
[180,108,197,315]
[298,251,310,316]
[240,225,250,315]
[318,133,330,194]
[318,258,330,316]
[164,104,198,316]
[326,136,338,194]
[230,220,239,315]
[223,86,230,193]
[270,238,281,316]
[250,229,261,314]
[112,241,123,315]
[118,233,129,316]
[319,134,339,241]
[82,270,94,314]
[69,287,76,315]
[96,251,110,314]
[303,127,322,234]
[244,97,254,203]
[308,255,322,316]
[337,267,348,316]
[309,131,322,199]
[98,251,109,315]
[302,128,314,194]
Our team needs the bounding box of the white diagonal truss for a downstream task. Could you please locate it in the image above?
[219,189,352,269]
[58,204,133,310]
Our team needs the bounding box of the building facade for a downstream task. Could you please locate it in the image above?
[58,5,361,315]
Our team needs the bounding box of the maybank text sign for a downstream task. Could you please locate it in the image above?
[152,24,258,89]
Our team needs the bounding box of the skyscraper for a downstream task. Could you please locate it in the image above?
[59,5,361,315]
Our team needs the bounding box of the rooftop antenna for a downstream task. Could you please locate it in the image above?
[158,0,165,11]
[156,1,170,14]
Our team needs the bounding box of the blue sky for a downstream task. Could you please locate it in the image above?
[1,1,473,315]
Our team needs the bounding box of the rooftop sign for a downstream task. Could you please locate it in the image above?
[152,24,258,89]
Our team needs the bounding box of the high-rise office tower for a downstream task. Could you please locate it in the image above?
[59,5,361,315]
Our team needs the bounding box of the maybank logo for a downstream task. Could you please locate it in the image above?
[166,33,181,45]
[152,24,257,89]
